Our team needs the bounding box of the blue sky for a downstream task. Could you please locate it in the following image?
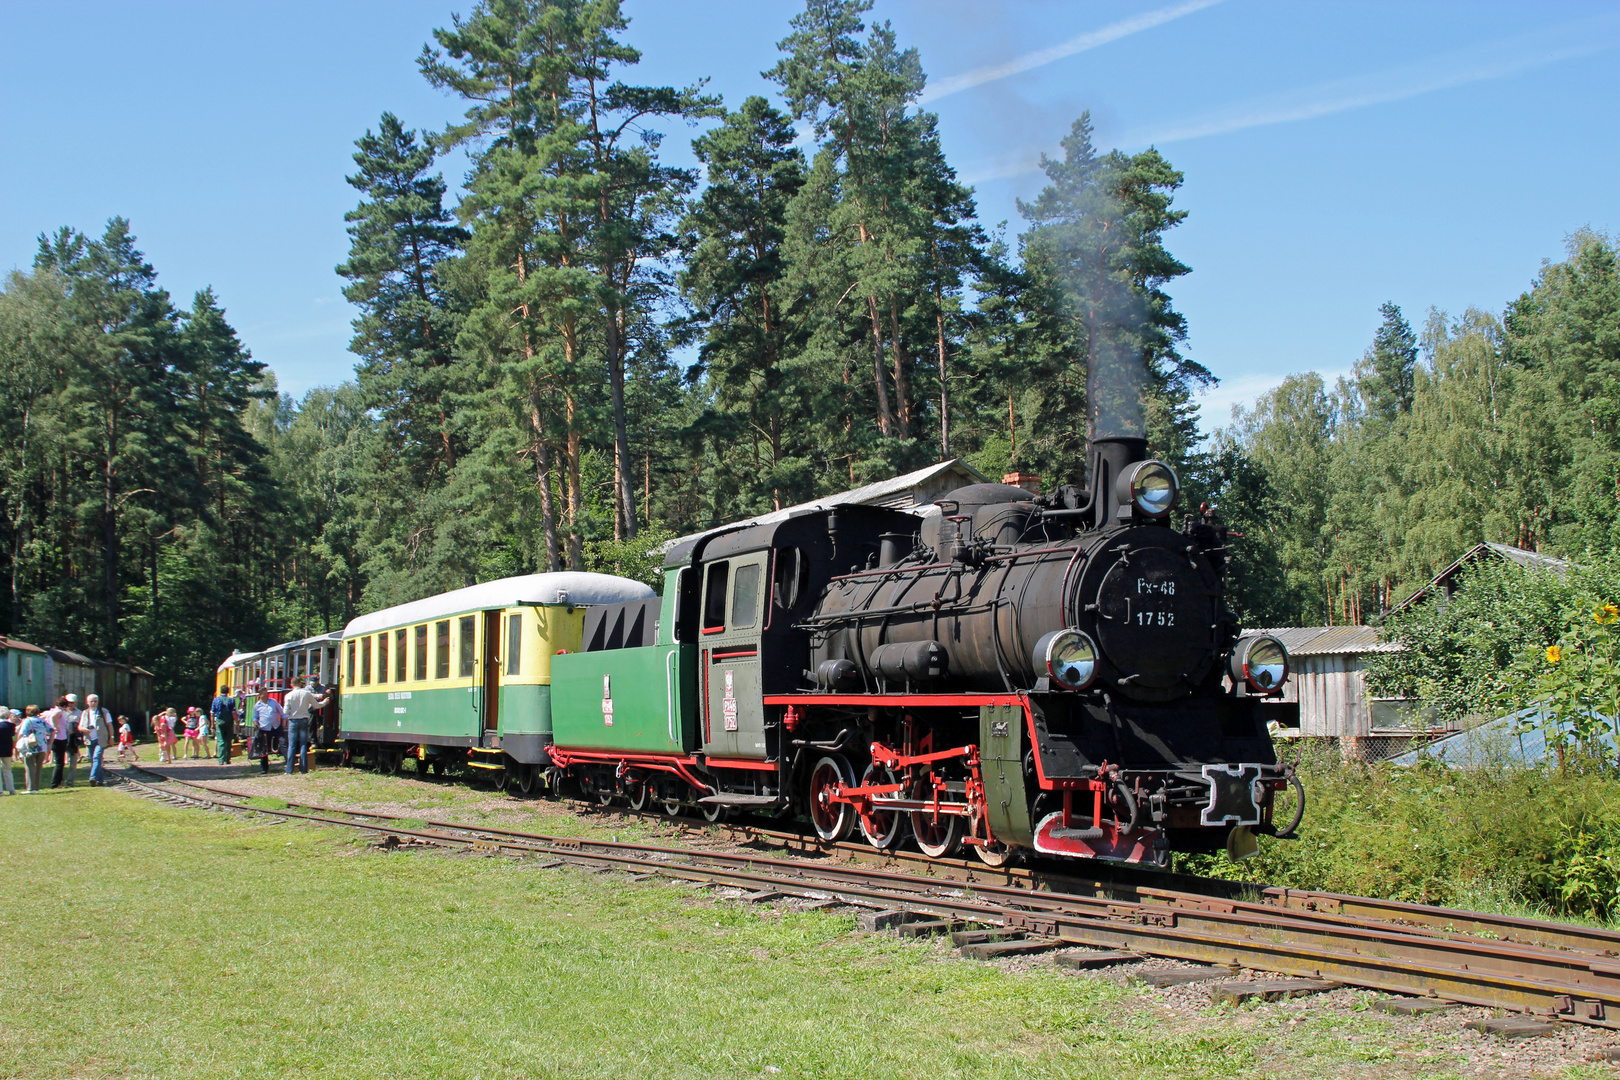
[3,0,1617,430]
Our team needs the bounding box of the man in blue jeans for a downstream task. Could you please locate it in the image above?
[280,676,330,775]
[78,695,113,786]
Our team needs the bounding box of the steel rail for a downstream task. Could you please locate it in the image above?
[119,766,1620,1028]
[130,764,1620,957]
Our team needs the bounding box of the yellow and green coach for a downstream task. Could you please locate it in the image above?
[338,573,655,780]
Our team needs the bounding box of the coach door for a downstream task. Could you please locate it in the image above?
[700,551,768,759]
[481,610,501,735]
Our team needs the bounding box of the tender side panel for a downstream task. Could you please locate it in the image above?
[551,644,686,754]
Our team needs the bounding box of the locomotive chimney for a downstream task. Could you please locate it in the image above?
[1090,437,1147,525]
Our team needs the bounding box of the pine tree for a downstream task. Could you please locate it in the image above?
[1355,301,1418,420]
[337,112,469,479]
[680,96,808,515]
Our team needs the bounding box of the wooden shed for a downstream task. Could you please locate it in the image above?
[0,637,49,712]
[94,660,154,730]
[44,647,99,705]
[1242,626,1435,759]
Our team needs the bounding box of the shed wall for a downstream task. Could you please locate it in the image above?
[1295,655,1369,738]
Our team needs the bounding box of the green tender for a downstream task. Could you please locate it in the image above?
[552,644,696,754]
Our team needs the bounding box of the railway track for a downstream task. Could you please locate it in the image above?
[118,765,1620,1030]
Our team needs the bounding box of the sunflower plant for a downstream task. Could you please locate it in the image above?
[1506,601,1620,767]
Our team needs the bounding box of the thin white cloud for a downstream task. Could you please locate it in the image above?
[1194,371,1330,427]
[918,0,1224,106]
[965,14,1620,185]
[1123,19,1620,148]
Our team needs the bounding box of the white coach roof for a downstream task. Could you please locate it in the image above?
[342,572,655,637]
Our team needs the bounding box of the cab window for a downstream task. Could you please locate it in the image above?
[731,562,762,629]
[773,546,808,610]
[702,562,730,633]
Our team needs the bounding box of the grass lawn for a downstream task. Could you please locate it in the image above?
[0,775,1595,1079]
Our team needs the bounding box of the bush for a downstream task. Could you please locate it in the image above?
[1178,745,1620,922]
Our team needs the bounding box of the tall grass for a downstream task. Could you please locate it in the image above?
[1180,743,1620,924]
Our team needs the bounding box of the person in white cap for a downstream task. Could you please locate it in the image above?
[78,694,113,786]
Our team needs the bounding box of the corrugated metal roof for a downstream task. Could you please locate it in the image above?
[1388,542,1570,615]
[1245,626,1403,656]
[1388,706,1614,768]
[45,647,97,665]
[0,637,45,653]
[662,458,989,551]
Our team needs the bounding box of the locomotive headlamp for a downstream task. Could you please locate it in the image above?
[1119,460,1179,518]
[1034,629,1098,691]
[1229,634,1289,694]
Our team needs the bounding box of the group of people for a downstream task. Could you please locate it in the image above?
[149,704,218,763]
[236,675,331,775]
[1,675,333,791]
[0,694,127,793]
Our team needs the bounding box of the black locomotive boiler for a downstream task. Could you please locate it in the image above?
[776,435,1300,867]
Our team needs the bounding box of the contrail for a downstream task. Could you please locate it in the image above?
[1123,23,1620,147]
[962,14,1620,184]
[917,0,1224,105]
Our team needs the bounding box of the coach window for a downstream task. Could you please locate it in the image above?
[395,628,408,682]
[360,636,372,686]
[415,624,428,681]
[435,620,451,679]
[506,613,522,676]
[731,562,762,629]
[377,633,389,684]
[459,615,477,677]
[702,561,730,634]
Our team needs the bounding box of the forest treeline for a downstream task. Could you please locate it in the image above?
[1,0,1616,702]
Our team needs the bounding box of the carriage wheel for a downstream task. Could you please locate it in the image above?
[700,799,731,824]
[661,793,684,817]
[806,754,855,843]
[517,765,539,796]
[857,763,905,850]
[415,755,434,780]
[627,779,651,812]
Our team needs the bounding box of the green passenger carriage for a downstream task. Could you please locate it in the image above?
[338,573,655,781]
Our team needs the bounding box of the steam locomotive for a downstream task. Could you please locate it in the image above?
[322,434,1300,868]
